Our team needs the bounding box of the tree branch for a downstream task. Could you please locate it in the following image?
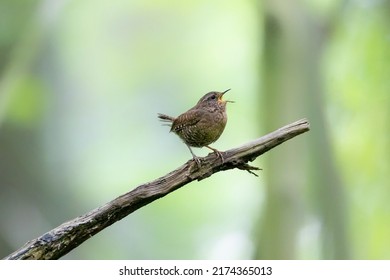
[4,118,310,260]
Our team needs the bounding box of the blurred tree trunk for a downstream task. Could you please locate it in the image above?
[0,0,41,257]
[254,0,349,259]
[0,0,68,258]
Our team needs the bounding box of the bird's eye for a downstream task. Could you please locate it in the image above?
[210,95,216,100]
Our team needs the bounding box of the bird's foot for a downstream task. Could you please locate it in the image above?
[215,150,225,164]
[193,156,202,168]
[206,146,225,164]
[187,145,202,168]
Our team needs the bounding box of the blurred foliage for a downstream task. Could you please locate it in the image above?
[0,0,389,259]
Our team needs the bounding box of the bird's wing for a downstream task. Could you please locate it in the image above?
[171,109,204,132]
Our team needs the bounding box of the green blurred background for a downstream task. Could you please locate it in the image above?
[0,0,389,259]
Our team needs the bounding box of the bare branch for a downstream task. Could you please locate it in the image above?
[4,118,310,260]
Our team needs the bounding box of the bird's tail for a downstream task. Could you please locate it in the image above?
[157,113,175,124]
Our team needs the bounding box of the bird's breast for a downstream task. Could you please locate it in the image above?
[176,110,227,147]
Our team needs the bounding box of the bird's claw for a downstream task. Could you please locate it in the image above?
[214,150,225,164]
[193,156,202,168]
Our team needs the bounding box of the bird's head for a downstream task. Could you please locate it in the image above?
[197,89,234,108]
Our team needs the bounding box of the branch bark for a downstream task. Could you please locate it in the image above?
[4,118,310,260]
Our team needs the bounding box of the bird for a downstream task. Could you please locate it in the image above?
[158,89,233,166]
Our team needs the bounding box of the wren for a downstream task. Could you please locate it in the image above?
[158,89,233,166]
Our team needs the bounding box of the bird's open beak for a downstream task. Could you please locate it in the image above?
[220,88,234,103]
[222,89,231,95]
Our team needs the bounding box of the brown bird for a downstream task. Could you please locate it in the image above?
[158,89,233,166]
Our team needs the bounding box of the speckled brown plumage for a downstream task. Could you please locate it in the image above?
[158,89,233,166]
